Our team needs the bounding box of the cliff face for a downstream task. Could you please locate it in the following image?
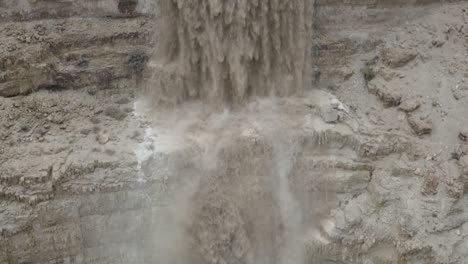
[1,1,468,264]
[0,0,156,98]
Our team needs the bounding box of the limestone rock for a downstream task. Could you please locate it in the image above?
[399,98,421,113]
[381,48,418,68]
[408,116,433,136]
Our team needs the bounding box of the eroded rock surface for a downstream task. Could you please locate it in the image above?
[1,1,468,264]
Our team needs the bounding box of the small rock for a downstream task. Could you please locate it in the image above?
[97,131,109,145]
[19,124,30,132]
[87,88,97,96]
[90,117,101,124]
[451,145,468,160]
[459,129,468,142]
[431,39,445,48]
[399,98,421,113]
[320,105,339,123]
[80,128,91,136]
[368,82,402,107]
[35,127,48,136]
[414,168,423,176]
[50,114,65,125]
[452,84,468,100]
[408,116,432,136]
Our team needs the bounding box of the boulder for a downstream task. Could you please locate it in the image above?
[381,48,417,68]
[399,98,421,113]
[320,105,339,123]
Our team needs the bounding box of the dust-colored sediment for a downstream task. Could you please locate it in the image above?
[150,0,315,107]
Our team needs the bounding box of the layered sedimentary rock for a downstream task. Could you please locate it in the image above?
[0,0,155,97]
[1,0,468,264]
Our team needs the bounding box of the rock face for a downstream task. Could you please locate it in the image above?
[0,0,154,97]
[1,1,468,264]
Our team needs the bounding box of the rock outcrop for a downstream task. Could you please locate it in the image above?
[1,1,468,264]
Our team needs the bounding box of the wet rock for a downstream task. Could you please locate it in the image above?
[320,105,339,123]
[408,116,432,136]
[368,82,402,107]
[381,48,417,68]
[399,98,421,113]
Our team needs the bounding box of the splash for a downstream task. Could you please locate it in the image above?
[150,0,315,107]
[272,133,305,264]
